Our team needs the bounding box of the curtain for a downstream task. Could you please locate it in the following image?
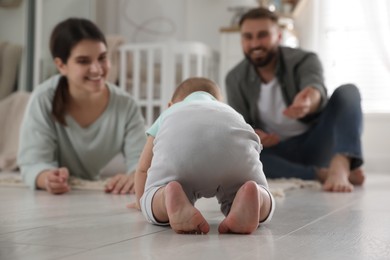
[361,0,390,72]
[315,0,390,112]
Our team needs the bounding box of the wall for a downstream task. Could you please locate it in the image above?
[292,0,319,52]
[0,1,27,91]
[38,0,96,82]
[362,114,390,172]
[0,1,26,45]
[95,0,120,35]
[185,0,233,50]
[0,0,96,89]
[95,0,232,50]
[115,0,187,43]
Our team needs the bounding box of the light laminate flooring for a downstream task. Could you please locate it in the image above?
[0,172,389,260]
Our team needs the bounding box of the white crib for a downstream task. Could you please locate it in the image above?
[119,41,219,126]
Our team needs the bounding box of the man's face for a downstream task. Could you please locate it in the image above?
[240,18,281,68]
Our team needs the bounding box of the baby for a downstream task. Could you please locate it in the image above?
[130,77,275,234]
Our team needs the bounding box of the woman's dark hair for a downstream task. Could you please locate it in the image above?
[239,7,279,27]
[50,18,107,125]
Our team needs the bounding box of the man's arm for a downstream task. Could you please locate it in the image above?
[295,52,327,113]
[225,69,253,125]
[283,87,321,119]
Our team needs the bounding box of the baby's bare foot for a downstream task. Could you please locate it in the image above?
[165,181,209,234]
[218,181,260,234]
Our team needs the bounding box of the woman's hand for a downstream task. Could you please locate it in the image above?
[37,167,70,194]
[105,173,135,194]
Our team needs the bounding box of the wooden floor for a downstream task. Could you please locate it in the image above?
[1,172,389,260]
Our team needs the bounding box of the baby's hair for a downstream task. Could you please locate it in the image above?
[171,77,223,103]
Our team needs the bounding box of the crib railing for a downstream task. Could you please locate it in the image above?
[119,41,219,126]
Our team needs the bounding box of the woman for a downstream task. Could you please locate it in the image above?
[17,18,146,195]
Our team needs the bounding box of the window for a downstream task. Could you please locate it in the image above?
[318,0,390,113]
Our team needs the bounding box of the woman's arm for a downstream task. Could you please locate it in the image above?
[17,87,61,190]
[36,168,70,194]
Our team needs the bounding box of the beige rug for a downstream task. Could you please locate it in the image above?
[0,172,321,198]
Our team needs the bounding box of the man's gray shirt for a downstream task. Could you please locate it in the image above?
[226,46,328,129]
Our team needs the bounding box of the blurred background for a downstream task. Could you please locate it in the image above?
[1,0,389,172]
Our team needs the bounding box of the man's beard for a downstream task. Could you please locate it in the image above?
[245,47,278,68]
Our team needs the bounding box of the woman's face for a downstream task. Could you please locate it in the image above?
[55,39,110,95]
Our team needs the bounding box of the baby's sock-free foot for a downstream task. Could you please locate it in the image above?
[165,181,210,234]
[218,181,260,234]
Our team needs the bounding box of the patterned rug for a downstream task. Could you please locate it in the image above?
[0,171,321,198]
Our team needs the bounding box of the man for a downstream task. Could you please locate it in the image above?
[226,7,364,192]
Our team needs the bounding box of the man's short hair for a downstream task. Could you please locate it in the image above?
[239,7,279,27]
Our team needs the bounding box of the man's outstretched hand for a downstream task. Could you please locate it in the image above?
[255,129,280,148]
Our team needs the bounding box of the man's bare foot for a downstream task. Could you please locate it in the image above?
[349,168,365,185]
[218,181,260,234]
[316,168,328,183]
[317,167,364,186]
[322,154,353,192]
[165,181,210,234]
